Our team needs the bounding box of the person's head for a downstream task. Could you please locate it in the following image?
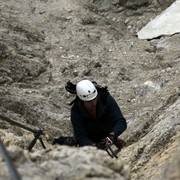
[76,80,98,112]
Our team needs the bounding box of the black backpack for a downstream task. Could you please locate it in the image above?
[65,81,109,106]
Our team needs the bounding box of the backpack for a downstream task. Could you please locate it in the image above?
[65,81,109,107]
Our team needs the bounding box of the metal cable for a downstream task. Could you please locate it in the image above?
[0,140,21,180]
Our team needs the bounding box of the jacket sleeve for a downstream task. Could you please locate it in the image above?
[71,109,94,146]
[106,95,127,137]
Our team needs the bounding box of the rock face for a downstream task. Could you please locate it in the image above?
[1,145,130,180]
[0,0,179,180]
[138,0,180,39]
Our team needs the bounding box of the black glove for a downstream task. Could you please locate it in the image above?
[96,139,106,149]
[107,133,116,143]
[114,139,126,150]
[52,136,77,146]
[65,81,76,94]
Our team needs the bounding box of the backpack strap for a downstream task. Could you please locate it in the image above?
[69,96,79,106]
[94,83,109,106]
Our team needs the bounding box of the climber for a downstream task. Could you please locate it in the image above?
[66,79,127,150]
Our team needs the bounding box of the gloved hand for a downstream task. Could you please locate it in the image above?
[114,139,126,150]
[52,136,77,146]
[65,81,76,94]
[107,133,116,143]
[96,139,106,149]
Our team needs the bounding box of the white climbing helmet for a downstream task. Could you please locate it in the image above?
[76,80,98,101]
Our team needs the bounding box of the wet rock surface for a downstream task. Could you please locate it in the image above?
[0,0,179,179]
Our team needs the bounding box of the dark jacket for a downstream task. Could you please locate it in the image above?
[70,94,127,146]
